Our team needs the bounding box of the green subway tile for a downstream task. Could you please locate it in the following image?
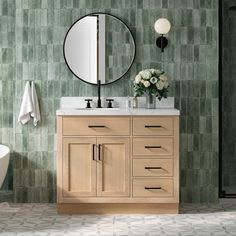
[200,80,206,97]
[174,9,182,26]
[60,80,68,96]
[35,170,42,187]
[47,169,54,188]
[187,27,195,44]
[207,187,218,203]
[23,9,28,25]
[60,9,72,27]
[41,0,51,8]
[2,48,13,63]
[28,0,41,9]
[48,134,54,151]
[200,9,206,26]
[162,0,168,8]
[182,9,193,27]
[174,0,188,8]
[192,134,199,151]
[53,45,61,62]
[200,0,212,9]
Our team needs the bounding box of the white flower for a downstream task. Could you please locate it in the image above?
[143,81,150,87]
[139,70,152,80]
[159,74,168,82]
[150,77,158,84]
[150,69,156,74]
[156,81,165,90]
[155,69,163,76]
[135,74,142,84]
[164,81,169,88]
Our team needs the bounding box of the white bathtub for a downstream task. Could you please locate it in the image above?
[0,145,10,189]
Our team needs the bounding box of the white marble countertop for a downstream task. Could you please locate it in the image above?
[56,97,180,116]
[56,108,180,116]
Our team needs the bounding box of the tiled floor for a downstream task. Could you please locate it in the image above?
[0,203,236,236]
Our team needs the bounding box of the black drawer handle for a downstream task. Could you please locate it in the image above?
[145,146,162,149]
[145,167,162,170]
[145,187,162,190]
[88,125,106,128]
[145,125,162,128]
[92,144,95,161]
[98,144,101,161]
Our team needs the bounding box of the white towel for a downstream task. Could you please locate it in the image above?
[18,81,33,124]
[30,81,41,126]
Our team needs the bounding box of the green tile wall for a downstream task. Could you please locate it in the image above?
[0,0,219,203]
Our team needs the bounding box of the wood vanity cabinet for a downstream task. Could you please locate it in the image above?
[61,137,130,198]
[57,115,179,214]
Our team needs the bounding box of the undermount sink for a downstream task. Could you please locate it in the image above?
[74,108,120,111]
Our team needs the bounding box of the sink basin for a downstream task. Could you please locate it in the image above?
[74,108,120,111]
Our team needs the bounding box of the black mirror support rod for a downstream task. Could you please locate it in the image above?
[97,79,102,108]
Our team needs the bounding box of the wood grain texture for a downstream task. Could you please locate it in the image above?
[133,117,174,136]
[62,137,97,197]
[57,117,63,203]
[62,116,130,136]
[57,203,179,214]
[132,158,173,177]
[97,137,130,197]
[132,137,174,156]
[132,178,174,197]
[173,116,180,202]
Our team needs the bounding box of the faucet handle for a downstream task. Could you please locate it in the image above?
[106,99,114,108]
[85,99,93,108]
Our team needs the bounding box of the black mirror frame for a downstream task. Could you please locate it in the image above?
[63,12,136,86]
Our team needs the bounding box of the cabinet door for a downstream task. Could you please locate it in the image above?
[62,137,97,197]
[97,138,130,197]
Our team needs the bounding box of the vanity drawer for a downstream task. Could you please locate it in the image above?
[133,137,173,156]
[132,159,173,177]
[133,117,173,136]
[132,179,173,197]
[62,117,130,136]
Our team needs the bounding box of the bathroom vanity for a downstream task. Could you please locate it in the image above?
[56,98,179,214]
[60,12,180,214]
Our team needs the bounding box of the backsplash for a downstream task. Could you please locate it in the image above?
[0,0,218,203]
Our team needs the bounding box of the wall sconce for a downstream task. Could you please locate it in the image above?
[154,18,171,52]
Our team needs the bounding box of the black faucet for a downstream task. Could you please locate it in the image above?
[97,79,102,108]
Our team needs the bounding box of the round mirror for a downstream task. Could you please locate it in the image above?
[63,13,136,85]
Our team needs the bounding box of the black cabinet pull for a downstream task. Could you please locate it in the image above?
[145,187,162,190]
[145,125,162,128]
[145,146,162,149]
[88,125,106,128]
[92,144,95,161]
[145,167,162,170]
[98,144,101,161]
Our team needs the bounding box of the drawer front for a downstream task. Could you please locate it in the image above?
[62,117,130,136]
[133,179,173,197]
[133,159,173,177]
[133,117,173,136]
[133,138,173,156]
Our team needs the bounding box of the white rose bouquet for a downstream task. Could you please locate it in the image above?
[133,68,169,100]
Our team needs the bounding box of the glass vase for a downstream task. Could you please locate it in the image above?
[146,94,156,109]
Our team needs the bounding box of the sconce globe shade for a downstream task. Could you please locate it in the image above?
[154,18,171,35]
